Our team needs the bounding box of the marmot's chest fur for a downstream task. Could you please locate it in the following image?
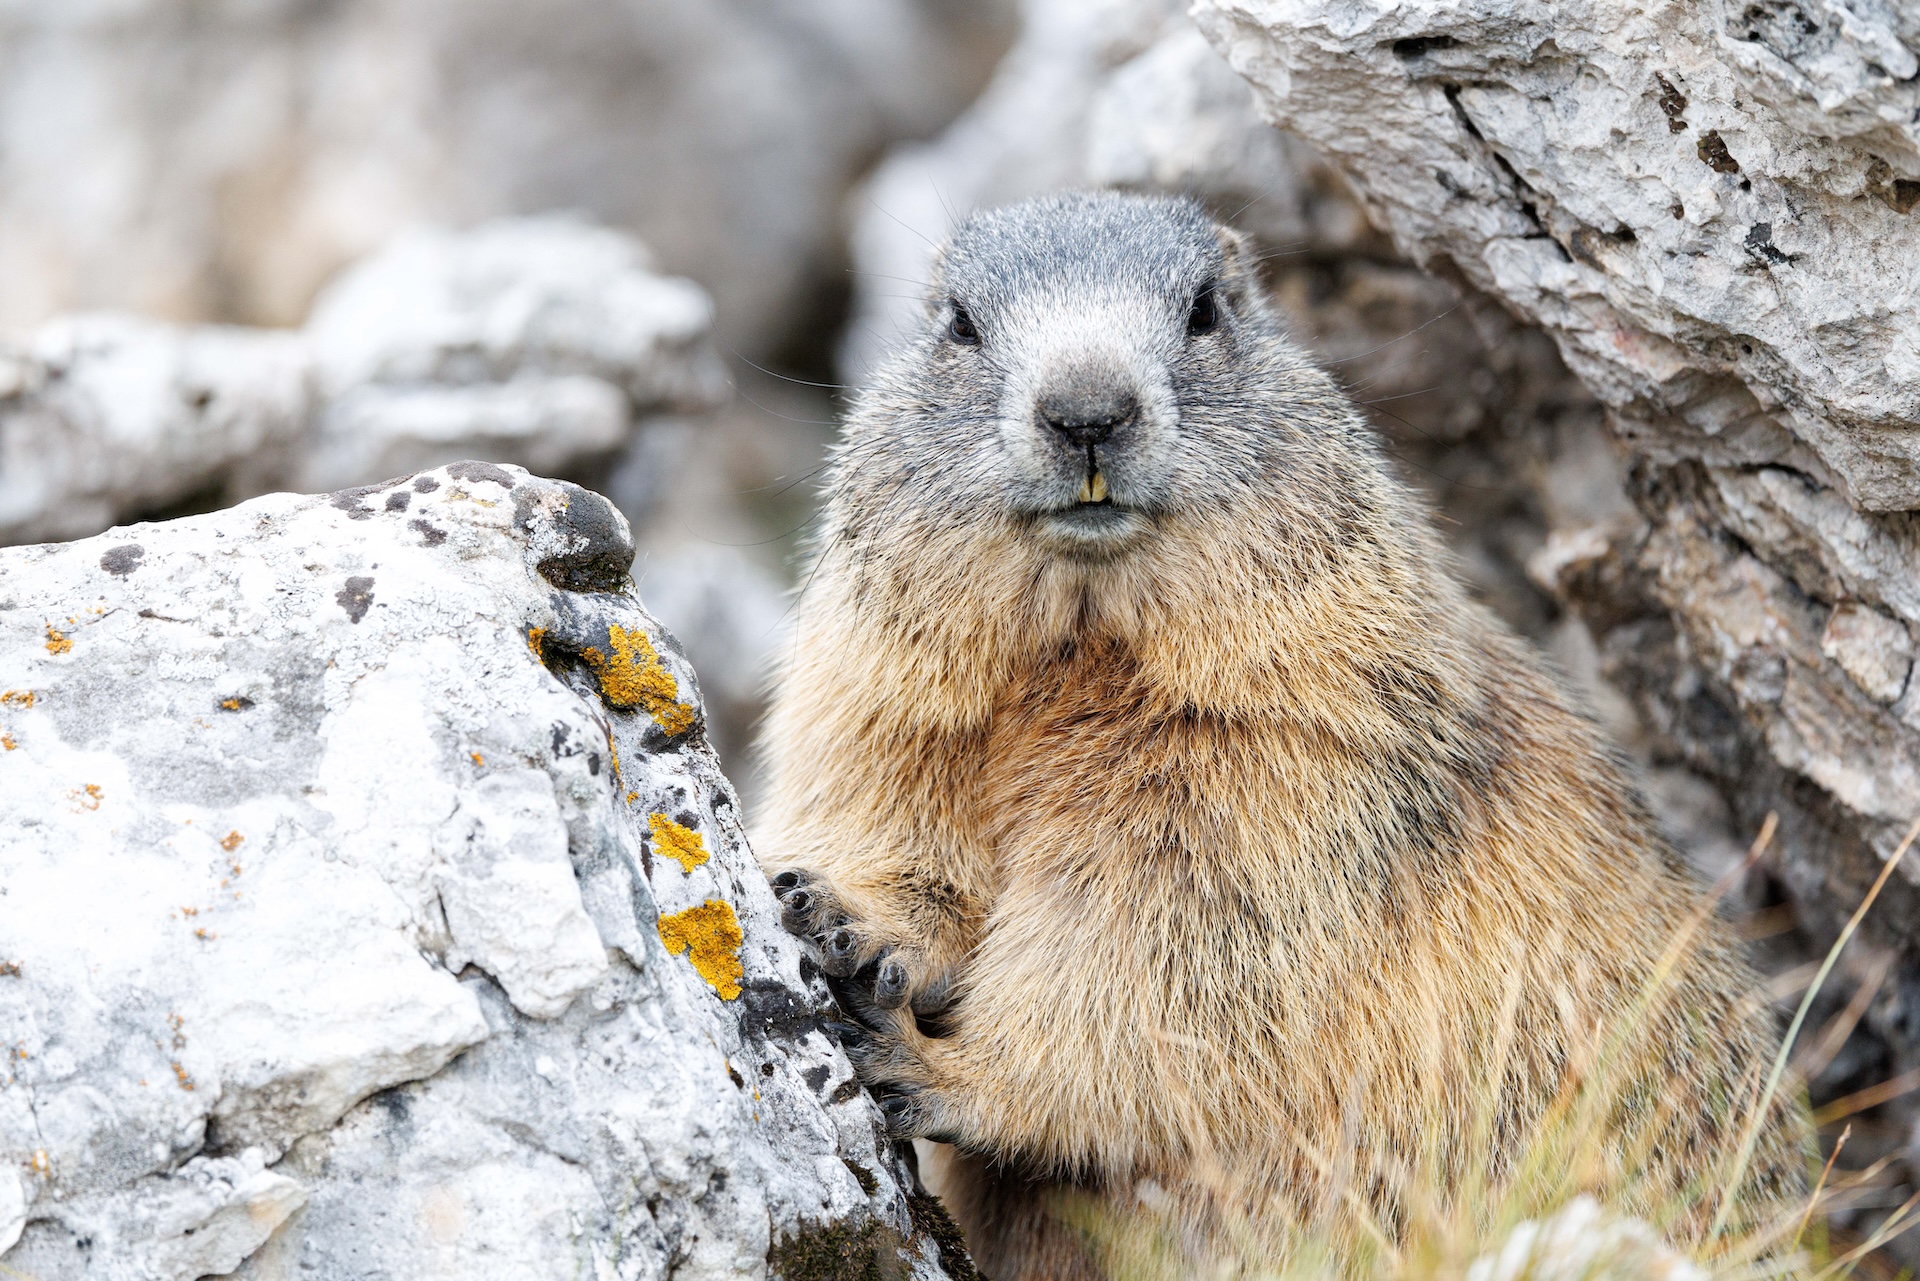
[751,191,1804,1280]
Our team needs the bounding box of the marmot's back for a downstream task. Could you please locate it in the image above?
[752,191,1806,1280]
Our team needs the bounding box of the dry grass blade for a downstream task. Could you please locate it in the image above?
[1708,811,1920,1245]
[1811,1068,1920,1128]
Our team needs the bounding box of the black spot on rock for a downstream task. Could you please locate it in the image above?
[1743,221,1792,265]
[331,488,379,520]
[408,519,447,547]
[1654,73,1688,132]
[587,752,601,776]
[1392,33,1456,57]
[100,545,144,575]
[412,475,440,493]
[1697,129,1741,174]
[738,978,818,1041]
[335,576,375,623]
[802,1064,832,1093]
[384,491,410,512]
[513,482,635,593]
[446,460,516,488]
[727,1062,746,1089]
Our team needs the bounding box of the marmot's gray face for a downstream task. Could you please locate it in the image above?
[858,191,1328,563]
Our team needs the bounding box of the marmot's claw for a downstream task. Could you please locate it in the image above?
[873,957,911,1009]
[770,870,803,894]
[779,890,815,934]
[823,927,861,977]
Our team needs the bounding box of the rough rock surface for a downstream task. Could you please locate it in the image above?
[1193,0,1920,1234]
[0,463,961,1279]
[0,218,726,547]
[0,0,1010,355]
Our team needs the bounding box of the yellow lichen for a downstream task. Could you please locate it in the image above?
[219,699,243,711]
[586,624,695,735]
[2,690,34,708]
[625,790,638,804]
[470,751,485,767]
[45,626,70,655]
[526,626,547,662]
[1,732,14,751]
[649,813,710,874]
[69,783,102,811]
[657,900,743,999]
[220,830,243,852]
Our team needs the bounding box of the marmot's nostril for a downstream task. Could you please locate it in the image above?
[1038,388,1138,447]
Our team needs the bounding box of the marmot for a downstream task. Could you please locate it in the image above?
[753,192,1804,1279]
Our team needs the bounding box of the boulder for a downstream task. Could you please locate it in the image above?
[0,0,1011,356]
[0,463,966,1279]
[0,218,727,548]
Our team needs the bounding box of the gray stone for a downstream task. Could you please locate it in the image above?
[0,0,1012,356]
[0,218,727,548]
[0,463,957,1279]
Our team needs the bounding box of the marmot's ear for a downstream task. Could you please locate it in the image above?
[1216,225,1257,298]
[922,243,956,319]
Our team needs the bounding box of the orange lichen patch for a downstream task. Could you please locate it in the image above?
[219,699,244,711]
[1,732,15,751]
[470,752,485,767]
[2,690,35,708]
[194,928,216,941]
[220,830,244,852]
[526,626,548,663]
[69,783,103,811]
[657,900,743,999]
[649,813,710,874]
[0,960,19,977]
[172,1061,195,1091]
[29,1150,48,1176]
[178,906,199,918]
[45,626,71,655]
[586,624,694,734]
[625,791,638,804]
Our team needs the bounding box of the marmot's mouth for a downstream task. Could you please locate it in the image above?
[1076,468,1112,506]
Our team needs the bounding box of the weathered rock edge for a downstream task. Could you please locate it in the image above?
[0,463,959,1279]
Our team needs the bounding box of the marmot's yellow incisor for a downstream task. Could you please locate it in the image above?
[754,192,1804,1280]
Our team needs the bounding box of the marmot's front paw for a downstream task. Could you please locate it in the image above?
[769,869,954,1027]
[769,868,842,939]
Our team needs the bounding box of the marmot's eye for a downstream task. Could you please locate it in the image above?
[948,301,980,346]
[1187,282,1219,336]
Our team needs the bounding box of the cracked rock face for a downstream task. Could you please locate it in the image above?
[0,218,728,549]
[0,463,957,1279]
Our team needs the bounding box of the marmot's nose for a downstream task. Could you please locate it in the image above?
[1037,386,1137,448]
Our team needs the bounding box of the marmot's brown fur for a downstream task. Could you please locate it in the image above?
[753,192,1804,1279]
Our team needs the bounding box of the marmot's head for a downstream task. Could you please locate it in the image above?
[814,191,1441,714]
[835,191,1389,565]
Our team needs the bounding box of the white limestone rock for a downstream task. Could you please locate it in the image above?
[298,217,726,492]
[0,218,727,548]
[0,463,960,1279]
[1195,0,1920,509]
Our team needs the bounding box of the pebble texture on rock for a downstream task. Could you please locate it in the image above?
[0,218,727,548]
[0,463,959,1279]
